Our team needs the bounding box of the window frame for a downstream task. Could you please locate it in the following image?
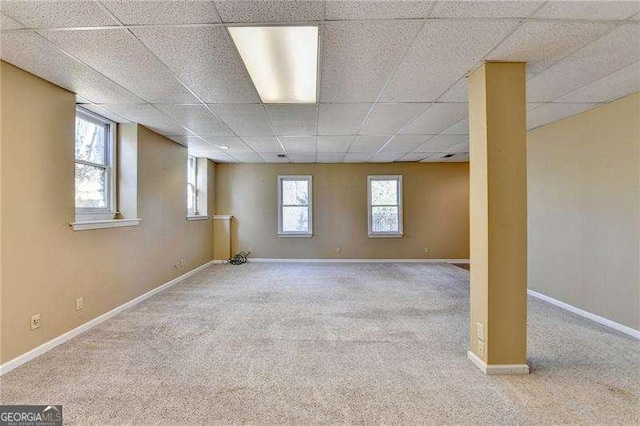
[367,175,404,238]
[277,175,313,237]
[187,155,199,217]
[74,107,116,221]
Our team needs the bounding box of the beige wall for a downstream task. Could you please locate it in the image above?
[528,92,640,330]
[215,163,470,259]
[0,62,214,363]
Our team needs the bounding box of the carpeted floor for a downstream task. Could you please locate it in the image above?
[1,263,638,424]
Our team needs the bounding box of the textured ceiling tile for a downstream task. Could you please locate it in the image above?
[317,152,346,163]
[445,141,470,153]
[317,103,372,135]
[317,136,354,152]
[265,105,317,136]
[0,32,143,104]
[99,104,191,135]
[166,135,202,147]
[527,103,598,129]
[360,103,428,135]
[555,62,640,103]
[0,13,24,29]
[0,1,119,28]
[379,135,430,153]
[343,153,373,163]
[325,1,435,20]
[103,0,221,25]
[209,104,274,136]
[214,0,322,23]
[527,23,640,102]
[80,104,132,123]
[487,21,615,73]
[419,152,446,162]
[446,152,470,162]
[288,153,317,163]
[398,152,430,162]
[241,137,284,153]
[280,136,316,153]
[400,103,468,135]
[193,150,237,163]
[440,117,469,135]
[132,26,258,103]
[369,152,403,162]
[42,29,198,103]
[431,1,542,18]
[320,20,424,102]
[349,135,391,153]
[259,152,290,162]
[381,20,519,102]
[154,104,234,136]
[200,135,254,152]
[230,152,264,162]
[414,134,468,152]
[438,79,468,102]
[533,1,640,20]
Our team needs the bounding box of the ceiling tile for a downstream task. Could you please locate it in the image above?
[430,1,542,18]
[0,1,119,28]
[397,153,430,162]
[438,79,468,102]
[0,32,143,104]
[214,1,322,23]
[533,1,640,20]
[193,150,237,163]
[343,153,373,163]
[317,103,372,135]
[154,104,233,136]
[555,62,640,103]
[369,152,403,162]
[360,103,427,135]
[487,21,615,74]
[241,137,284,153]
[527,103,598,129]
[381,20,519,102]
[199,135,254,152]
[166,135,202,147]
[419,153,446,162]
[98,104,191,135]
[131,26,258,103]
[441,117,469,135]
[288,153,317,163]
[259,152,290,163]
[209,104,274,136]
[445,141,470,153]
[103,0,221,25]
[325,1,435,20]
[265,105,317,136]
[349,135,391,153]
[1,13,24,29]
[379,135,430,153]
[317,152,346,163]
[320,20,424,102]
[80,104,132,123]
[317,136,354,152]
[42,29,198,103]
[446,152,470,162]
[400,103,468,135]
[527,23,640,102]
[280,136,316,153]
[230,152,264,163]
[414,135,468,152]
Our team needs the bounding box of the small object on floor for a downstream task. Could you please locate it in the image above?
[227,251,251,265]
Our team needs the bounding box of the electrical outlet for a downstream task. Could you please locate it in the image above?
[179,259,185,268]
[30,314,41,330]
[423,246,429,254]
[476,322,484,341]
[76,297,83,311]
[477,339,484,358]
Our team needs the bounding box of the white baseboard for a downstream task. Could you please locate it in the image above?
[527,289,640,340]
[0,260,217,377]
[467,351,530,375]
[249,258,470,264]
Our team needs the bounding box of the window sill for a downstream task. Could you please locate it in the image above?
[278,233,313,238]
[70,218,142,231]
[368,233,404,238]
[187,215,209,221]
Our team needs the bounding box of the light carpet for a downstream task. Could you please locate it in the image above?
[1,263,638,424]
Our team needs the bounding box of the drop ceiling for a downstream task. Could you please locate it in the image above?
[1,0,638,164]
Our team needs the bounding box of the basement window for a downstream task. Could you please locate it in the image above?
[368,175,403,238]
[187,156,208,221]
[278,175,313,237]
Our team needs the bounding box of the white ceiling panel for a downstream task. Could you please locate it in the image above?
[317,103,372,135]
[397,153,430,162]
[360,103,427,135]
[214,0,323,23]
[131,26,258,103]
[99,104,191,135]
[209,104,274,136]
[317,136,354,152]
[555,62,640,103]
[419,153,446,162]
[381,20,519,102]
[165,135,201,147]
[42,29,198,103]
[343,153,373,163]
[193,149,238,163]
[154,104,233,136]
[438,79,468,102]
[348,135,391,153]
[527,23,640,102]
[379,135,430,153]
[265,105,317,136]
[441,117,469,135]
[280,136,316,153]
[527,103,598,129]
[369,152,403,162]
[401,103,468,135]
[241,137,284,153]
[320,20,424,102]
[533,1,640,20]
[288,153,317,163]
[317,152,346,163]
[414,135,468,152]
[200,135,254,152]
[430,1,542,18]
[80,104,131,123]
[0,1,119,28]
[259,152,290,163]
[488,21,615,74]
[325,1,435,20]
[446,152,470,162]
[0,13,24,29]
[0,32,143,104]
[445,141,470,153]
[230,152,264,163]
[103,0,221,25]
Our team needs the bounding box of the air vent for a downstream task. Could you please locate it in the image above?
[442,154,455,158]
[277,154,287,158]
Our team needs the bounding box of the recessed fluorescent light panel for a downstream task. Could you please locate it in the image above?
[228,26,319,104]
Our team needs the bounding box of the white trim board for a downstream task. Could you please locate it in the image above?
[0,260,217,377]
[527,289,640,340]
[249,258,470,264]
[467,351,530,375]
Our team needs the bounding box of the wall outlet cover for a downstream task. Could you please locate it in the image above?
[76,297,83,311]
[30,314,41,330]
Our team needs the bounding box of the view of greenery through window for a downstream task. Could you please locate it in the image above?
[282,180,309,232]
[371,179,399,232]
[75,116,108,209]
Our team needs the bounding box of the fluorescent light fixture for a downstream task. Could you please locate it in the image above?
[218,145,229,150]
[228,25,318,103]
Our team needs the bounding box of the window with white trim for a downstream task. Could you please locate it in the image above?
[368,175,403,237]
[74,108,116,220]
[187,156,198,216]
[278,175,312,237]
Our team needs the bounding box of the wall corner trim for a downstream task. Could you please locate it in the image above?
[0,260,217,377]
[467,351,530,375]
[527,289,640,339]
